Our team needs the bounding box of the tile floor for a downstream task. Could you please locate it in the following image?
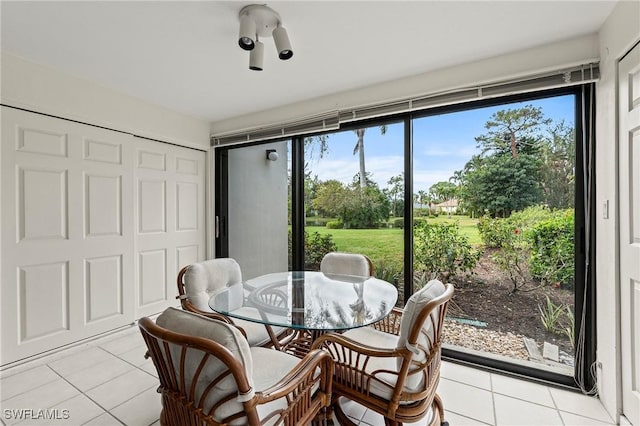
[0,324,617,426]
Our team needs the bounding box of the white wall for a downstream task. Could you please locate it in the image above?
[596,0,640,421]
[227,141,289,280]
[1,52,210,149]
[211,35,598,134]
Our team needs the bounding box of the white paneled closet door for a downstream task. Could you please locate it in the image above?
[619,41,640,426]
[133,137,205,318]
[1,107,135,364]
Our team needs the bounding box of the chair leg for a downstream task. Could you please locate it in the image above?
[434,393,448,426]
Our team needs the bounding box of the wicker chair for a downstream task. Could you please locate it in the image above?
[139,307,334,426]
[176,258,289,348]
[311,280,454,426]
[320,252,374,277]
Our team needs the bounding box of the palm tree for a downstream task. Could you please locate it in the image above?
[353,125,387,188]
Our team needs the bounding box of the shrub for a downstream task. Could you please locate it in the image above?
[413,221,480,281]
[287,230,337,270]
[413,217,427,228]
[528,210,574,288]
[373,258,403,285]
[326,220,344,229]
[304,231,337,270]
[490,224,531,292]
[391,218,404,228]
[477,215,509,248]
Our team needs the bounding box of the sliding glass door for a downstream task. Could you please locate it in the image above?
[215,87,594,387]
[412,95,577,376]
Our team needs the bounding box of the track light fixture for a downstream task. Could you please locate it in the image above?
[237,4,293,71]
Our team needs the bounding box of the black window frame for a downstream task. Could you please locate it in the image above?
[214,84,595,389]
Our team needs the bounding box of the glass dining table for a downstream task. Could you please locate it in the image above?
[208,271,398,357]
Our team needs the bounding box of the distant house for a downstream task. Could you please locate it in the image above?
[435,198,458,214]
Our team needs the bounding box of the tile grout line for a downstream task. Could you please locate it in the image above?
[489,372,497,426]
[46,364,127,426]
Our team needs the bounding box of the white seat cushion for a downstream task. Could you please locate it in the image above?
[251,347,316,426]
[342,327,424,399]
[155,307,253,422]
[320,252,371,277]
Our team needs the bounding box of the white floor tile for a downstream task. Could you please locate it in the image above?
[13,394,105,426]
[109,387,160,426]
[138,363,157,378]
[560,410,615,425]
[62,357,135,392]
[98,333,145,356]
[0,366,59,401]
[115,346,148,367]
[48,347,113,377]
[444,410,492,425]
[441,361,492,390]
[336,397,367,422]
[437,378,495,425]
[82,413,122,426]
[84,369,157,410]
[494,394,563,425]
[549,387,613,423]
[1,379,80,425]
[360,409,385,426]
[490,373,555,407]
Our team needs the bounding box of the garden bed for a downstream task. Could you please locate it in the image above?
[445,248,574,357]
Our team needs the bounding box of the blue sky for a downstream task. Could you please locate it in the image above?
[306,94,576,194]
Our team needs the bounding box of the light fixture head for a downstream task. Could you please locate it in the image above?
[238,13,256,51]
[249,39,264,71]
[237,4,293,70]
[266,149,279,161]
[273,26,293,60]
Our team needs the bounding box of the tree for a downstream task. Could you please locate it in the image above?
[475,105,551,158]
[340,185,390,228]
[387,173,404,217]
[353,125,387,188]
[461,153,543,217]
[429,181,457,204]
[540,120,575,209]
[417,190,428,214]
[311,180,347,218]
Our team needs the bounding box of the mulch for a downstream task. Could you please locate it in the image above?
[445,248,574,356]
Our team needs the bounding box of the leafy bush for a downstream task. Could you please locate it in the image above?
[413,217,427,227]
[326,220,344,229]
[528,210,574,288]
[538,295,565,332]
[391,218,404,228]
[413,221,480,281]
[477,215,508,247]
[490,224,531,292]
[288,230,337,270]
[373,258,403,286]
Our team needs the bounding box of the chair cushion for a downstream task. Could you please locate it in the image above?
[250,347,311,426]
[396,279,446,388]
[184,258,243,311]
[342,327,424,399]
[155,307,254,421]
[320,252,371,277]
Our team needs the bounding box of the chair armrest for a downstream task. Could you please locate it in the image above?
[256,349,334,403]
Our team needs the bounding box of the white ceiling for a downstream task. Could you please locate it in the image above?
[1,1,617,123]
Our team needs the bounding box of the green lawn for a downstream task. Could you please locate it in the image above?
[305,214,481,263]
